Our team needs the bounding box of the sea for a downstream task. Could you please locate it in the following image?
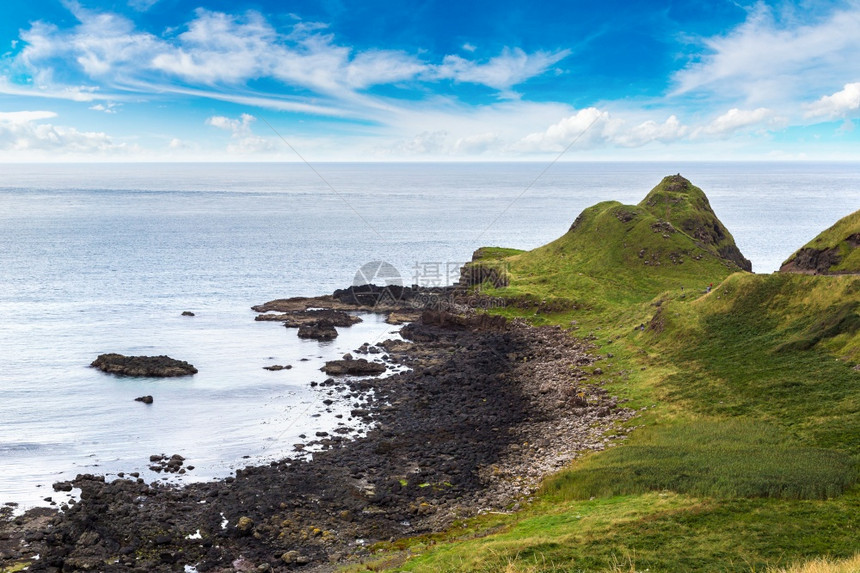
[1,161,858,510]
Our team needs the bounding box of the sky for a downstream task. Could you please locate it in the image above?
[0,0,859,161]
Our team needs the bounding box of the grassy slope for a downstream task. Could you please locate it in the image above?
[781,209,860,274]
[354,179,860,573]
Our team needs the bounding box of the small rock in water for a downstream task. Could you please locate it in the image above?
[181,311,195,317]
[52,481,73,492]
[135,395,154,404]
[91,353,197,377]
[297,320,338,340]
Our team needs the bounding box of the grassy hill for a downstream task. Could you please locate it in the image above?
[354,176,860,573]
[463,175,750,310]
[780,209,860,275]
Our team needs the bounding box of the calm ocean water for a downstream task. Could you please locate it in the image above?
[1,161,858,509]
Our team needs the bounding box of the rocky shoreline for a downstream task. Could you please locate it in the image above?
[1,291,635,573]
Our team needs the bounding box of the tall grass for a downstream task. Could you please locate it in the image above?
[766,553,860,573]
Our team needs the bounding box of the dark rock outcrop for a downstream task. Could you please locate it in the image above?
[91,354,198,377]
[780,207,860,275]
[780,245,846,274]
[254,309,361,327]
[322,358,386,376]
[297,321,339,340]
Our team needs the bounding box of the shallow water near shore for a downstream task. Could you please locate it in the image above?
[1,161,859,510]
[0,306,401,509]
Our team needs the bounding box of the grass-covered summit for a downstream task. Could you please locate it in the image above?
[466,174,751,307]
[780,209,860,275]
[638,174,751,272]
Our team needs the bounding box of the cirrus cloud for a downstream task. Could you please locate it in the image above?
[5,4,570,110]
[673,3,860,106]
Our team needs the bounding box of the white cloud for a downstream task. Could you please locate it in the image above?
[0,110,129,155]
[0,111,58,123]
[25,4,161,80]
[0,76,102,102]
[385,107,688,157]
[89,102,119,114]
[673,3,860,105]
[697,107,780,137]
[344,50,426,89]
[206,113,256,135]
[151,10,279,85]
[462,43,477,53]
[453,132,501,154]
[516,107,609,152]
[805,82,860,119]
[434,47,570,92]
[513,105,790,154]
[610,115,688,147]
[8,5,565,110]
[205,113,277,154]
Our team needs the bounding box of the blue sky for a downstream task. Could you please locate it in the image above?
[0,0,859,161]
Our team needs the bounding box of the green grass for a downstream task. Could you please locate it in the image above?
[357,179,860,573]
[542,419,857,501]
[381,492,860,573]
[471,246,527,260]
[637,174,750,271]
[650,274,860,452]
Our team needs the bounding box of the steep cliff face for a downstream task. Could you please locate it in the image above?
[780,210,860,275]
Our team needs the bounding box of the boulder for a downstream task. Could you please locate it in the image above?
[297,321,338,340]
